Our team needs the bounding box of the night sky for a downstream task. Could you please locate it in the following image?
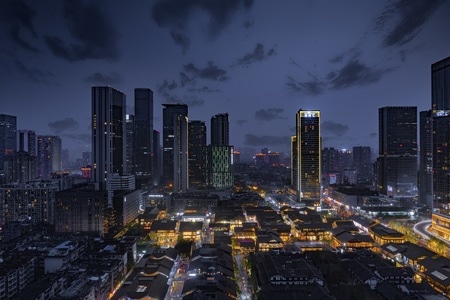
[1,0,449,161]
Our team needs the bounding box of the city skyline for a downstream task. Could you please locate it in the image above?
[1,0,449,160]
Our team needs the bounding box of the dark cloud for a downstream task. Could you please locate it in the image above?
[151,0,254,51]
[286,76,325,96]
[44,0,119,62]
[9,25,39,53]
[84,72,122,85]
[15,60,55,84]
[236,119,248,126]
[329,60,393,90]
[160,92,204,107]
[254,108,285,121]
[157,80,178,93]
[376,0,445,47]
[188,86,220,93]
[48,117,79,134]
[180,72,195,87]
[0,0,39,52]
[243,19,255,29]
[235,43,276,66]
[244,134,290,147]
[183,61,228,81]
[62,133,91,145]
[321,121,349,137]
[368,132,377,139]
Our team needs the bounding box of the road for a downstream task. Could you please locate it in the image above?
[413,220,432,240]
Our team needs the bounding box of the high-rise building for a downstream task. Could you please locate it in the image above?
[18,130,36,156]
[134,88,153,179]
[211,113,229,146]
[152,130,161,186]
[290,136,297,187]
[37,135,62,180]
[204,145,234,189]
[431,56,450,213]
[162,104,188,188]
[0,114,17,169]
[173,114,189,192]
[295,110,321,208]
[419,110,433,206]
[125,114,135,174]
[377,106,417,198]
[188,120,206,189]
[353,146,373,184]
[91,86,126,192]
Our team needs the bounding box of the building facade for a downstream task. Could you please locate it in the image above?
[37,135,62,180]
[377,106,417,199]
[188,120,206,189]
[91,86,127,195]
[162,104,188,189]
[295,110,321,208]
[134,88,153,180]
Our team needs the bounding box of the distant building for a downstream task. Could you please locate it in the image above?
[419,110,433,206]
[353,146,373,184]
[0,114,17,171]
[210,113,229,146]
[37,135,62,180]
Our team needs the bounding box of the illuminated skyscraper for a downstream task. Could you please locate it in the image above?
[91,86,126,192]
[295,110,321,208]
[431,56,450,212]
[162,104,188,189]
[0,114,16,170]
[173,114,189,192]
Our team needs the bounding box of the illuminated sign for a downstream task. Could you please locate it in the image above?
[300,111,319,118]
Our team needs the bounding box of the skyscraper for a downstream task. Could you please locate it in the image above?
[295,110,321,208]
[125,114,135,174]
[173,115,189,192]
[0,114,17,170]
[211,113,229,146]
[419,110,433,206]
[188,120,206,189]
[134,88,153,180]
[353,146,373,184]
[162,104,188,188]
[37,135,62,180]
[92,86,126,192]
[431,56,450,212]
[377,106,417,198]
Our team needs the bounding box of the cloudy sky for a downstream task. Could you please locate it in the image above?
[1,0,449,160]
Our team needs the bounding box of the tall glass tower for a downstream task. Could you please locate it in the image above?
[134,88,153,178]
[0,114,17,170]
[92,86,126,192]
[295,109,321,208]
[432,56,450,213]
[162,104,188,189]
[377,106,417,198]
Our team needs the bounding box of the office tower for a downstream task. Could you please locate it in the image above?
[37,135,62,180]
[173,114,189,192]
[377,106,417,198]
[322,147,339,174]
[432,56,450,213]
[92,86,126,192]
[125,114,135,174]
[188,120,206,189]
[295,110,321,208]
[211,113,229,146]
[353,146,373,184]
[204,145,234,189]
[18,129,36,156]
[162,104,188,188]
[291,136,297,187]
[134,88,153,180]
[14,130,37,182]
[0,114,17,169]
[419,110,433,206]
[152,130,161,186]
